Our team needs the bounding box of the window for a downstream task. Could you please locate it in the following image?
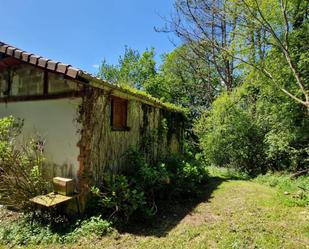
[111,97,128,131]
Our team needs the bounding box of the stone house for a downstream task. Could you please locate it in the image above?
[0,41,184,189]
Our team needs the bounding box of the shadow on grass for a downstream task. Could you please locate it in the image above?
[0,175,240,245]
[118,176,229,237]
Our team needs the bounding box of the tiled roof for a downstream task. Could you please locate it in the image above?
[0,41,82,79]
[0,41,184,113]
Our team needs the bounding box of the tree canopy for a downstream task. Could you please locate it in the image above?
[98,0,308,174]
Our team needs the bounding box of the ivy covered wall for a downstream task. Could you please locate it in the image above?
[78,87,184,185]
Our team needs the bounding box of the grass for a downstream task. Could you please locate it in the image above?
[206,166,250,180]
[0,167,308,248]
[254,172,309,207]
[0,213,113,246]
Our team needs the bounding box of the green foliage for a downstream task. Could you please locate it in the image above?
[90,149,208,223]
[254,172,309,207]
[99,46,156,90]
[0,214,112,246]
[0,116,22,155]
[0,217,60,246]
[117,83,187,113]
[144,45,221,112]
[91,175,148,222]
[163,154,208,196]
[97,45,217,115]
[67,216,112,239]
[195,69,308,175]
[90,150,169,222]
[0,116,50,209]
[97,46,188,114]
[195,90,266,175]
[206,166,250,180]
[97,0,308,175]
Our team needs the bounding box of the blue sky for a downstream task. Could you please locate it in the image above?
[0,0,178,74]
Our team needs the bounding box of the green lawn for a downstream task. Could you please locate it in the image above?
[1,172,308,249]
[88,180,308,249]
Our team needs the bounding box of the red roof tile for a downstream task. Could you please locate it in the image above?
[0,41,183,112]
[0,41,81,80]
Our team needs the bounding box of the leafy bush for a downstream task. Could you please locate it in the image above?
[0,214,112,246]
[90,176,148,222]
[0,116,50,209]
[90,150,170,222]
[195,79,308,175]
[90,149,208,223]
[195,91,266,176]
[163,154,208,196]
[66,216,112,241]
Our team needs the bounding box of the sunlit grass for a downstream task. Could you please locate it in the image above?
[1,167,308,248]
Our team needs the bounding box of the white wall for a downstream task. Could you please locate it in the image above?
[0,98,82,179]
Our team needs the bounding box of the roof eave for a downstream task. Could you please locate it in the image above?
[79,72,185,113]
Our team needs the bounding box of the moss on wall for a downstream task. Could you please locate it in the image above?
[78,88,185,186]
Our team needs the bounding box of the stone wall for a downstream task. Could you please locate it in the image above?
[80,88,184,184]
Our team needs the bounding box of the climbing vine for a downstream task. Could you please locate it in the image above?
[77,86,102,191]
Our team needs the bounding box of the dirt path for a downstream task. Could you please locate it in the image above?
[61,178,308,249]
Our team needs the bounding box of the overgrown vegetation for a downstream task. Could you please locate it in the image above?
[0,0,308,247]
[254,172,309,207]
[0,116,49,209]
[0,213,112,246]
[195,81,308,176]
[173,0,309,175]
[0,116,208,246]
[89,149,208,224]
[208,166,308,207]
[1,167,307,248]
[99,0,308,176]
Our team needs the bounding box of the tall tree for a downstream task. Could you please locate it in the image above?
[98,45,220,113]
[165,0,239,91]
[233,0,309,108]
[98,47,156,90]
[145,45,221,114]
[167,0,309,109]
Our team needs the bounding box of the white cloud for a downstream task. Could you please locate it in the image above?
[92,64,100,69]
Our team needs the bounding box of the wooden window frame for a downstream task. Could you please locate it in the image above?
[110,96,130,131]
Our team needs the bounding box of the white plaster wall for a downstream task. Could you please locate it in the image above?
[0,98,82,179]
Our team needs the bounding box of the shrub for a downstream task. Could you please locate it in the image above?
[195,79,308,175]
[90,149,208,223]
[0,116,49,209]
[66,216,112,241]
[195,92,266,176]
[125,149,170,195]
[163,154,208,196]
[90,176,148,222]
[90,150,170,222]
[0,214,112,246]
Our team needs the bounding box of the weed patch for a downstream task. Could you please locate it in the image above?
[0,214,112,246]
[254,172,309,207]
